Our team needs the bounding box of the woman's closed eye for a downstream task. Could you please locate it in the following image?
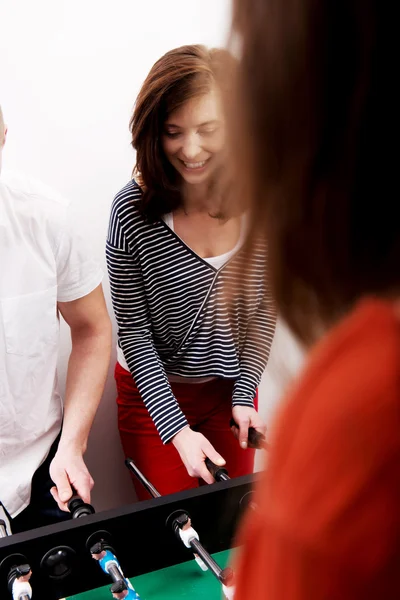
[199,127,218,136]
[165,130,181,139]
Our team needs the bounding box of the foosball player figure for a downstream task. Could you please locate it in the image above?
[179,515,208,571]
[171,512,235,600]
[90,541,140,599]
[8,563,32,600]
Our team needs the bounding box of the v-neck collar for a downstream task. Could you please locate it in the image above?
[159,213,246,273]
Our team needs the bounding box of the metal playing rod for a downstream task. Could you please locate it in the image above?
[124,458,234,587]
[125,459,161,498]
[66,492,140,598]
[108,563,124,583]
[0,521,8,539]
[190,538,226,581]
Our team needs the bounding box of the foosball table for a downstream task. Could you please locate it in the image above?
[0,460,256,600]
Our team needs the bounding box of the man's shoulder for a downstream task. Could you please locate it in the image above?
[0,170,70,216]
[0,171,74,256]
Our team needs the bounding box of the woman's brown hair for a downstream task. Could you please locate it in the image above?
[130,44,232,221]
[0,105,5,142]
[231,0,399,344]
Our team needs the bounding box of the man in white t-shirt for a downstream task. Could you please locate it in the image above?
[0,105,112,533]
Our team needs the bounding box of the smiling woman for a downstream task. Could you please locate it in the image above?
[105,44,277,501]
[130,45,230,220]
[162,90,224,184]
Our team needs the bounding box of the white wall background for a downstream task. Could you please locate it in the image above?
[0,0,304,512]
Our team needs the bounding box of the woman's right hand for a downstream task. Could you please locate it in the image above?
[172,426,226,484]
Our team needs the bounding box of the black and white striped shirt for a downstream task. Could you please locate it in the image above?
[106,180,276,443]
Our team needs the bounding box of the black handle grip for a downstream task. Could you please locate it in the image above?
[205,458,229,481]
[67,493,95,518]
[230,418,266,449]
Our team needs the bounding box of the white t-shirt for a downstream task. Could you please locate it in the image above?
[117,212,247,382]
[0,172,103,517]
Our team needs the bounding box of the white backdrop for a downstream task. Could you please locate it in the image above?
[0,0,303,511]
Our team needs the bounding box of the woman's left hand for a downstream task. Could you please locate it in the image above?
[231,406,267,449]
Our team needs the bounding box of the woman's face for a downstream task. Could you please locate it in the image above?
[162,88,225,186]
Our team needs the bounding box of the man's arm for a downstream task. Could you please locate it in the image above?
[49,284,112,511]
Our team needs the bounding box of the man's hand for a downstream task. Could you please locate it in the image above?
[49,445,94,512]
[231,406,266,449]
[172,427,226,484]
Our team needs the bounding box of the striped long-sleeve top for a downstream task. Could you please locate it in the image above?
[106,180,276,443]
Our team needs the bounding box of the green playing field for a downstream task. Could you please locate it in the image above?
[68,549,230,600]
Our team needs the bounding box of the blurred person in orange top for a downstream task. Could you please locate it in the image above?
[228,0,400,598]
